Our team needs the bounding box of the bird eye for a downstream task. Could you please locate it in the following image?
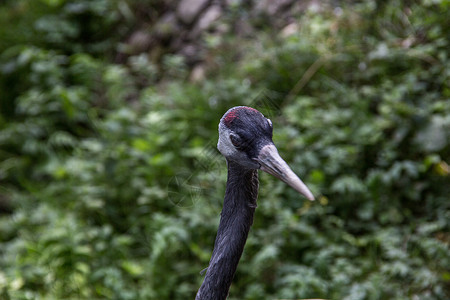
[229,133,241,148]
[267,119,272,127]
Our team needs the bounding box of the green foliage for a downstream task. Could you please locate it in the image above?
[1,0,449,299]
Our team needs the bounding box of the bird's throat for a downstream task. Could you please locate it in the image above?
[196,160,259,300]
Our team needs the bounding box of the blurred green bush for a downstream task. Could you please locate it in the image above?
[0,0,449,299]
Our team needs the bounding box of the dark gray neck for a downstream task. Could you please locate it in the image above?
[196,160,259,300]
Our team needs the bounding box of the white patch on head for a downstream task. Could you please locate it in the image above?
[217,121,261,169]
[217,122,236,157]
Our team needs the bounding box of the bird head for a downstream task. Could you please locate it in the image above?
[218,106,315,201]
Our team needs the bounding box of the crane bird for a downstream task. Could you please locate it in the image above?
[196,106,315,300]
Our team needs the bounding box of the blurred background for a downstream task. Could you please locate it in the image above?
[0,0,449,299]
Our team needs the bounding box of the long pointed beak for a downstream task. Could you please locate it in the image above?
[255,144,315,201]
